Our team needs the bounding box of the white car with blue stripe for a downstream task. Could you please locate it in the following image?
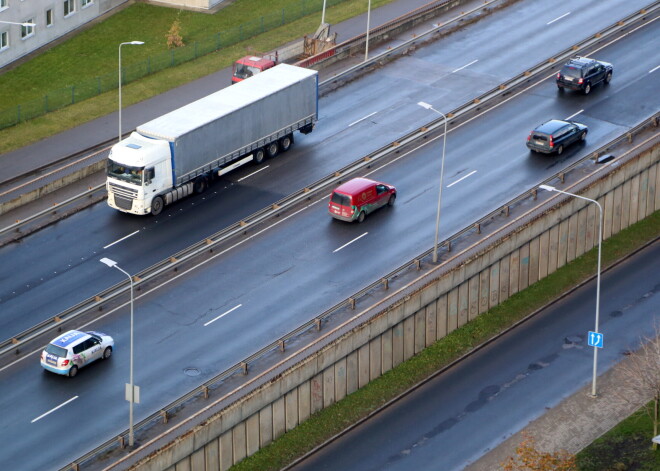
[40,330,114,377]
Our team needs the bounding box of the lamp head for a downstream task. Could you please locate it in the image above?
[100,257,117,268]
[539,184,555,192]
[417,101,432,110]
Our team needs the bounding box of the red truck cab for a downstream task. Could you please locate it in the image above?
[231,55,277,84]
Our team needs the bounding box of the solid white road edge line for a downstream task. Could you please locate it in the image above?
[204,304,242,327]
[649,65,660,74]
[32,396,79,423]
[103,230,140,249]
[333,232,369,253]
[447,170,477,188]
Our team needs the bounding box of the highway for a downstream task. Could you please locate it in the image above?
[289,240,660,471]
[0,1,658,469]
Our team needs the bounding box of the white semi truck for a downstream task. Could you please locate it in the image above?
[106,64,318,215]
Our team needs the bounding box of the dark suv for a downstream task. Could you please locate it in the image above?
[526,119,588,155]
[556,57,613,94]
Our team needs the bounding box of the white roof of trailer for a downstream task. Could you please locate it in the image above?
[137,64,317,142]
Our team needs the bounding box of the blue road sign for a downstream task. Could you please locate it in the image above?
[588,331,604,348]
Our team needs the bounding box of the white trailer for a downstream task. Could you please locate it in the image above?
[106,64,318,215]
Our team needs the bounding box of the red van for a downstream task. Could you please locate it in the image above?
[328,177,397,223]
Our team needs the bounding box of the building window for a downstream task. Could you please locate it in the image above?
[0,31,8,50]
[64,0,75,17]
[82,0,93,7]
[21,19,35,39]
[46,9,53,26]
[0,0,7,10]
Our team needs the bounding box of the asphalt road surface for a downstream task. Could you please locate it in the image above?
[0,1,658,469]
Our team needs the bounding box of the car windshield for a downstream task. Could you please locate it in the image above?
[107,160,144,185]
[331,192,351,206]
[45,344,68,357]
[561,65,583,78]
[233,64,261,80]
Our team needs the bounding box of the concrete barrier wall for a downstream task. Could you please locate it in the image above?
[137,143,659,471]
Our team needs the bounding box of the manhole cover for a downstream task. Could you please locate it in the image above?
[184,367,200,377]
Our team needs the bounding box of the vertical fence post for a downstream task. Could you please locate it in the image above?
[17,104,21,123]
[170,50,174,67]
[216,32,221,50]
[44,95,49,112]
[147,56,151,75]
[97,77,101,95]
[261,16,264,33]
[281,8,285,25]
[71,85,75,104]
[194,41,198,58]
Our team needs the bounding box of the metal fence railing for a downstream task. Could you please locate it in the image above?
[0,0,354,131]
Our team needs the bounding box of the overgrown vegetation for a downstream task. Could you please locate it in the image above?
[228,213,659,471]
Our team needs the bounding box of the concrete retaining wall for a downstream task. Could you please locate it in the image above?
[135,143,659,471]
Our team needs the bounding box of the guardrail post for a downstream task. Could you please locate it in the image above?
[414,259,421,270]
[503,205,510,217]
[70,462,79,471]
[348,297,356,309]
[475,222,481,234]
[279,340,285,352]
[118,435,125,449]
[627,133,633,143]
[382,278,389,290]
[160,409,168,423]
[559,172,565,183]
[241,362,248,375]
[446,239,452,252]
[315,318,322,330]
[202,385,209,399]
[652,116,658,127]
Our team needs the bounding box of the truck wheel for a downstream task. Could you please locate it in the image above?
[556,145,564,155]
[583,83,591,95]
[267,142,279,158]
[194,177,208,194]
[357,211,366,223]
[604,72,612,84]
[254,148,266,164]
[580,131,587,141]
[279,134,293,152]
[151,196,164,216]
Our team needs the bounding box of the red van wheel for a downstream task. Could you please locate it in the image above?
[388,194,396,206]
[357,211,366,223]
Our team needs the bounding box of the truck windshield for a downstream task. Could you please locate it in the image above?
[233,63,261,80]
[107,160,144,185]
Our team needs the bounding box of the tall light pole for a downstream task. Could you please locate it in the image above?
[418,101,448,263]
[118,41,144,143]
[100,257,138,447]
[321,0,327,25]
[364,0,372,61]
[540,184,603,397]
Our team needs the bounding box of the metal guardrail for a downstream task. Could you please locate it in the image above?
[48,11,660,471]
[62,116,660,471]
[4,2,658,362]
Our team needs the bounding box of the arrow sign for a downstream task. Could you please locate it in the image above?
[588,331,604,348]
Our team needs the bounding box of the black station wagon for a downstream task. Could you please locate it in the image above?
[556,57,613,95]
[526,119,588,155]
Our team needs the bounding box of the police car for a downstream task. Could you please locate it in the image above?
[41,330,114,377]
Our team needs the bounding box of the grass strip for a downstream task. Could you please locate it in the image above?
[577,402,660,470]
[230,210,660,470]
[0,0,398,154]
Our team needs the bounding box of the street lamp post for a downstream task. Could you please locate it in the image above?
[417,101,448,263]
[118,41,144,143]
[100,257,137,446]
[539,184,603,397]
[364,0,372,61]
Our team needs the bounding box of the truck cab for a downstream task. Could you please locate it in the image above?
[231,55,277,84]
[107,132,172,215]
